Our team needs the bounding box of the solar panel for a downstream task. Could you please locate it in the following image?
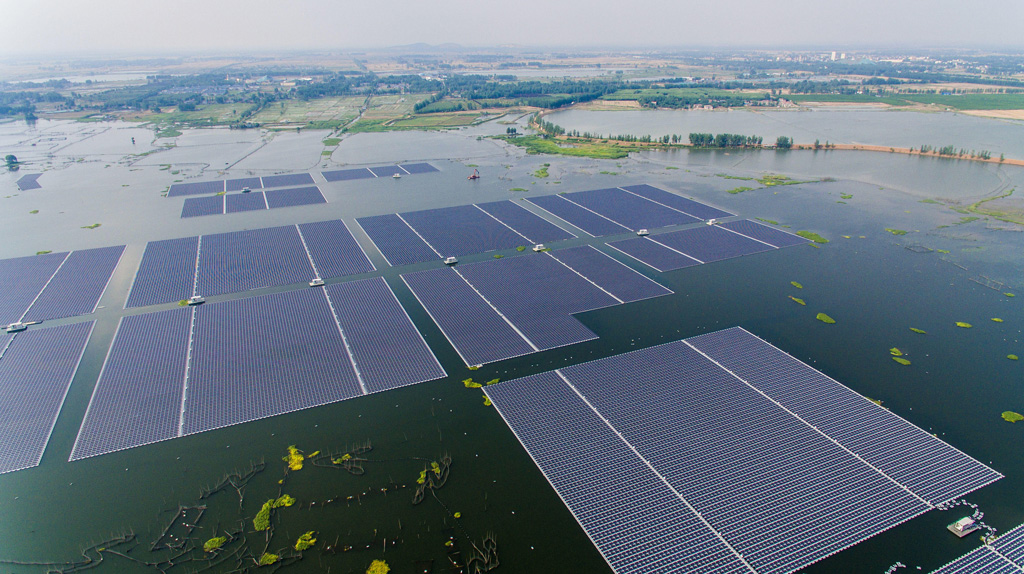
[0,322,93,474]
[455,255,614,350]
[195,225,314,297]
[126,236,199,308]
[686,327,1004,505]
[475,200,576,244]
[181,195,224,218]
[297,220,375,279]
[322,167,375,182]
[261,173,315,188]
[485,371,752,574]
[652,225,774,263]
[368,165,404,177]
[400,205,529,258]
[620,184,734,220]
[168,180,225,197]
[70,308,191,461]
[356,214,439,266]
[718,220,809,248]
[402,268,535,366]
[527,194,631,237]
[932,523,1024,573]
[22,246,125,322]
[225,191,266,213]
[0,251,68,325]
[547,246,672,303]
[485,327,1002,574]
[225,177,262,192]
[16,173,42,191]
[183,288,363,435]
[606,237,702,272]
[564,187,700,231]
[264,185,326,209]
[399,163,439,174]
[325,278,446,393]
[995,524,1024,564]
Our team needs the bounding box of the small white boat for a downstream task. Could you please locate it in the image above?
[532,244,546,252]
[706,218,717,226]
[5,322,27,333]
[309,278,325,287]
[444,256,458,265]
[637,229,649,236]
[187,295,205,305]
[241,187,252,193]
[392,173,402,179]
[947,517,981,538]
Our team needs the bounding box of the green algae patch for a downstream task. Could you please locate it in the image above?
[483,395,492,406]
[890,348,903,356]
[755,218,780,225]
[816,313,836,324]
[1009,355,1019,361]
[1001,411,1024,423]
[367,560,391,574]
[992,318,1004,323]
[36,250,52,255]
[294,531,317,551]
[274,494,295,508]
[493,254,504,259]
[865,397,883,406]
[259,552,279,566]
[910,327,927,334]
[797,231,828,243]
[791,281,803,289]
[885,228,909,235]
[81,223,102,229]
[789,296,806,306]
[178,300,189,306]
[467,365,481,370]
[726,186,753,194]
[283,446,305,471]
[1005,293,1016,297]
[204,536,227,552]
[956,322,973,328]
[516,246,526,252]
[892,357,912,366]
[29,209,38,214]
[463,378,482,388]
[253,501,273,531]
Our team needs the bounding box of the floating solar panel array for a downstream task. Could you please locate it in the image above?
[0,322,94,474]
[168,173,315,197]
[403,247,671,365]
[16,173,42,191]
[484,327,1003,574]
[525,185,730,236]
[180,186,326,218]
[126,222,374,307]
[932,523,1024,573]
[608,220,806,272]
[73,278,444,460]
[0,246,124,325]
[321,163,438,182]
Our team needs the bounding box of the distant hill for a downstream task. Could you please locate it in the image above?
[384,43,466,53]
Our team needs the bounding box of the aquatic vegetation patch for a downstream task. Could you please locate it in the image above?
[322,138,341,147]
[816,313,836,324]
[463,378,482,388]
[1001,411,1023,423]
[81,223,102,229]
[203,536,227,552]
[1008,355,1019,361]
[493,254,504,259]
[253,501,273,531]
[726,186,753,194]
[509,187,528,192]
[533,164,550,178]
[178,300,188,306]
[892,357,912,366]
[1005,293,1016,297]
[910,327,927,334]
[483,395,492,406]
[840,193,853,199]
[259,552,279,566]
[515,246,526,252]
[890,348,903,356]
[796,231,828,243]
[367,560,391,574]
[755,218,780,225]
[789,296,806,305]
[36,250,52,255]
[791,281,803,289]
[294,531,317,551]
[885,228,909,235]
[283,445,305,470]
[29,209,38,214]
[955,322,973,328]
[991,318,1004,323]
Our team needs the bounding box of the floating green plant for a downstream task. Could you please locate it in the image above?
[865,397,882,406]
[416,469,427,485]
[789,296,806,306]
[890,348,903,356]
[81,223,102,229]
[936,249,950,254]
[454,512,462,518]
[910,327,927,334]
[665,166,679,170]
[253,501,273,531]
[29,209,38,214]
[283,446,305,470]
[36,250,52,255]
[215,191,226,196]
[259,552,279,566]
[885,228,909,235]
[366,560,391,574]
[178,300,188,306]
[1001,411,1023,423]
[203,536,227,552]
[992,318,1004,323]
[892,357,911,366]
[1009,355,1019,361]
[493,254,504,259]
[816,313,836,324]
[483,395,492,406]
[796,231,828,243]
[431,461,441,476]
[463,378,482,388]
[1006,293,1016,297]
[484,378,499,385]
[516,246,526,252]
[956,322,973,328]
[840,193,853,199]
[509,188,527,192]
[294,531,317,551]
[791,281,803,289]
[726,186,753,194]
[274,494,295,508]
[755,218,779,225]
[468,365,481,370]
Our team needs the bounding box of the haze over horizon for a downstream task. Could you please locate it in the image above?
[2,0,1024,57]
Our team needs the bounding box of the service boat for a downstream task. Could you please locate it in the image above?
[187,295,205,305]
[309,278,325,287]
[444,256,458,265]
[532,244,546,252]
[392,173,402,179]
[947,516,981,538]
[241,187,252,193]
[5,322,27,333]
[637,229,649,236]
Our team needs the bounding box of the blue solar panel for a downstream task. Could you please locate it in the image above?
[620,184,734,220]
[322,168,375,182]
[475,200,576,244]
[326,278,446,393]
[195,226,314,297]
[126,237,199,308]
[261,173,315,188]
[564,187,700,231]
[16,173,42,191]
[548,246,671,304]
[356,214,438,266]
[456,255,614,350]
[368,165,403,177]
[652,225,774,263]
[265,186,326,209]
[996,524,1024,565]
[23,246,125,322]
[70,308,191,461]
[402,268,535,366]
[225,177,262,192]
[181,195,224,218]
[0,322,93,474]
[399,163,438,174]
[401,205,529,258]
[225,191,266,213]
[485,371,751,574]
[932,523,1024,573]
[606,237,702,272]
[527,194,631,237]
[183,289,363,435]
[718,220,809,248]
[168,180,225,197]
[687,327,1005,506]
[298,220,375,279]
[0,251,68,325]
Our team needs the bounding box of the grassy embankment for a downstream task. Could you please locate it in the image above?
[787,92,1024,111]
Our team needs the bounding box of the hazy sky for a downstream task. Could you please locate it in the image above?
[2,0,1023,56]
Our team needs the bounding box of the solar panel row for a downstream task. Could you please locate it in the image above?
[564,187,701,231]
[400,205,528,258]
[0,251,68,325]
[526,194,631,237]
[475,200,576,244]
[125,237,199,308]
[355,214,440,267]
[297,220,375,279]
[548,245,670,304]
[16,173,42,191]
[620,184,734,220]
[168,180,225,197]
[181,195,224,218]
[225,191,265,214]
[322,163,438,182]
[484,327,1002,574]
[0,322,94,474]
[168,173,315,197]
[931,523,1024,573]
[196,225,313,297]
[607,236,700,273]
[181,186,326,218]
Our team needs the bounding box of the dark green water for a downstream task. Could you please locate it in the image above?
[1,120,1022,574]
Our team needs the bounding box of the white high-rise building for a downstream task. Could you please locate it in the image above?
[831,51,837,61]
